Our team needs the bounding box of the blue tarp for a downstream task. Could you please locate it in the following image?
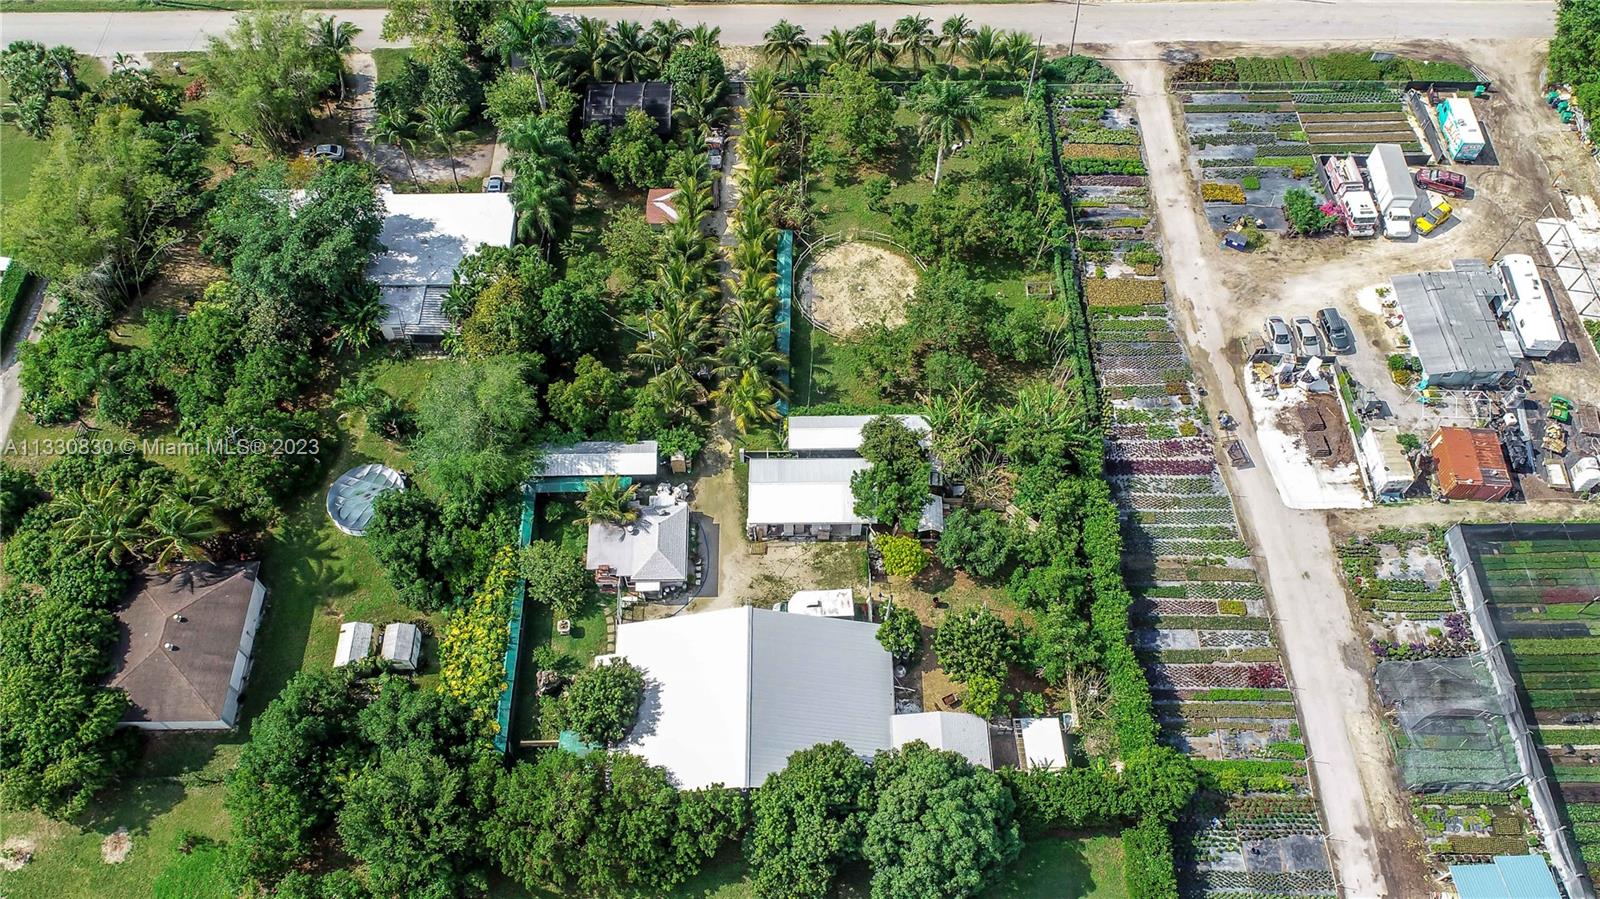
[493,489,538,754]
[776,229,793,414]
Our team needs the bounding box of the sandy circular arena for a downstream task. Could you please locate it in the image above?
[798,241,919,335]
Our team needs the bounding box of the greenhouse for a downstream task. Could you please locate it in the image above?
[326,463,405,536]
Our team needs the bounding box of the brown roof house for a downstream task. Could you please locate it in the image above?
[109,563,268,730]
[1429,427,1513,502]
[645,188,681,226]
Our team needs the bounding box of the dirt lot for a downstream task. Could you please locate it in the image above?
[799,241,919,335]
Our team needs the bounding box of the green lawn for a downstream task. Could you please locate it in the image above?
[372,47,417,83]
[0,126,49,253]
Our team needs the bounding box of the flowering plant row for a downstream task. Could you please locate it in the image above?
[439,545,518,729]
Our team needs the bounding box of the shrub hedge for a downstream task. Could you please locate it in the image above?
[0,263,32,353]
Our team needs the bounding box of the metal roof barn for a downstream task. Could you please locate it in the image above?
[787,414,931,454]
[746,457,943,533]
[1392,260,1516,388]
[538,441,659,479]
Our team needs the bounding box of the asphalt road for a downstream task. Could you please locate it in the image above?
[0,1,1556,54]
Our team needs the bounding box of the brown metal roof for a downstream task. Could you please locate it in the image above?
[109,563,262,726]
[1430,427,1511,496]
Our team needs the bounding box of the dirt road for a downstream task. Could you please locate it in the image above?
[1118,53,1426,898]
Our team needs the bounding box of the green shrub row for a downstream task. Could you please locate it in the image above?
[1147,615,1271,632]
[1179,702,1299,720]
[1065,158,1148,176]
[1511,637,1600,656]
[0,263,33,353]
[1189,688,1293,702]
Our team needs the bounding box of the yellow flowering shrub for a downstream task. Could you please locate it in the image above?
[439,546,518,729]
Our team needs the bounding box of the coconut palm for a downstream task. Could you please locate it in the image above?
[648,366,703,420]
[331,291,386,354]
[608,20,654,81]
[718,317,784,381]
[58,482,151,565]
[371,108,421,184]
[581,476,639,528]
[674,73,729,136]
[892,15,936,74]
[688,24,722,52]
[911,78,983,185]
[312,15,362,100]
[939,15,975,66]
[504,114,575,177]
[720,366,785,434]
[565,18,611,82]
[418,101,474,191]
[488,0,569,112]
[744,68,780,111]
[145,497,221,569]
[511,166,572,245]
[966,26,1003,81]
[633,297,714,378]
[1001,30,1039,80]
[821,28,855,68]
[646,18,688,70]
[762,21,810,76]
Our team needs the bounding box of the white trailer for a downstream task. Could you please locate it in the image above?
[1496,254,1566,357]
[1437,98,1485,162]
[1365,144,1418,239]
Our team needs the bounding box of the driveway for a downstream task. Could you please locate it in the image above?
[1119,53,1426,898]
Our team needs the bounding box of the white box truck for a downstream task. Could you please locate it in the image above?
[1496,254,1565,357]
[1365,144,1418,239]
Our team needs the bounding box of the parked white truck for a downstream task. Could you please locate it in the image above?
[1365,144,1419,239]
[1322,155,1379,237]
[1496,254,1566,357]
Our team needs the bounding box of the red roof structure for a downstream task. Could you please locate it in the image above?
[1429,427,1512,501]
[645,188,680,226]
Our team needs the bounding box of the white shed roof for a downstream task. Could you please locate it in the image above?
[1499,254,1564,350]
[335,621,373,668]
[787,588,855,618]
[369,190,515,287]
[747,457,943,530]
[1019,717,1069,770]
[787,414,931,453]
[891,711,993,769]
[615,606,893,789]
[539,441,659,478]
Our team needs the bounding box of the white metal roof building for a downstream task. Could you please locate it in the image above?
[890,711,994,769]
[381,622,422,672]
[785,588,856,618]
[786,414,931,454]
[335,621,373,668]
[538,441,659,479]
[746,457,943,539]
[370,190,515,340]
[1496,254,1566,357]
[613,606,893,789]
[1017,717,1070,770]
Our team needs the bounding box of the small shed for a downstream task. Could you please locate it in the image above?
[891,711,993,769]
[1430,427,1512,501]
[381,622,422,672]
[785,589,855,618]
[1017,716,1070,771]
[1449,855,1560,899]
[1360,426,1417,499]
[644,188,680,226]
[335,621,374,668]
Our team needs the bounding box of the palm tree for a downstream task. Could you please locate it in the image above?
[419,101,474,190]
[939,15,974,66]
[511,166,572,246]
[313,16,361,101]
[504,114,574,174]
[489,0,569,112]
[331,291,386,355]
[762,20,810,76]
[371,108,420,184]
[892,15,936,75]
[720,366,784,434]
[608,20,653,81]
[674,73,729,136]
[565,18,611,83]
[967,26,1002,81]
[1001,31,1038,80]
[646,18,688,70]
[581,476,639,528]
[821,28,854,69]
[718,315,784,381]
[145,497,221,569]
[633,297,714,378]
[912,79,983,185]
[744,68,780,111]
[688,24,722,52]
[59,482,151,565]
[648,366,702,420]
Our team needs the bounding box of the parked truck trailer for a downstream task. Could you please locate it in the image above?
[1365,144,1419,239]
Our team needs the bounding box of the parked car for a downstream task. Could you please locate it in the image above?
[1415,168,1467,197]
[311,143,345,161]
[1263,316,1294,354]
[707,128,726,170]
[1316,307,1355,354]
[484,175,506,193]
[1292,316,1322,356]
[1417,200,1453,235]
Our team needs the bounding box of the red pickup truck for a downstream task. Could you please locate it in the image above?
[1416,168,1467,197]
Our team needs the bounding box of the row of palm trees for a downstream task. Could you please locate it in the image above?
[762,16,1041,81]
[718,71,788,434]
[56,480,223,569]
[537,14,722,86]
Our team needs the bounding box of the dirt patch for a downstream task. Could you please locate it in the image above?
[799,241,918,335]
[100,827,131,864]
[1,837,36,872]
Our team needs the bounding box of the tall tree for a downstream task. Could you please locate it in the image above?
[560,658,646,746]
[564,17,611,82]
[312,15,362,101]
[608,19,653,81]
[198,7,339,147]
[850,415,933,534]
[419,100,475,190]
[762,20,811,76]
[371,107,422,184]
[939,15,975,65]
[719,365,784,435]
[966,26,1002,81]
[487,0,569,112]
[580,475,639,528]
[746,742,875,899]
[413,356,541,504]
[910,78,983,185]
[646,17,689,70]
[891,15,937,74]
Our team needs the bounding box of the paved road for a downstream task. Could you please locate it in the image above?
[1119,54,1423,899]
[0,2,1555,54]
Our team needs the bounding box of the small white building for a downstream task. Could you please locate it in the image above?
[1359,426,1417,500]
[746,457,943,541]
[335,621,374,668]
[381,622,422,672]
[783,588,856,618]
[539,440,660,480]
[1496,254,1566,357]
[787,414,931,455]
[613,606,893,789]
[1017,716,1070,771]
[370,190,516,341]
[891,711,994,769]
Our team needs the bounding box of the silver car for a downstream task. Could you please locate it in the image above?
[1293,316,1322,356]
[1263,316,1293,355]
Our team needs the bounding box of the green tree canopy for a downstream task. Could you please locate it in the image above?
[561,657,645,746]
[198,6,340,147]
[850,415,933,534]
[804,64,896,173]
[518,540,590,619]
[933,606,1018,684]
[746,741,875,899]
[413,357,542,505]
[876,604,924,663]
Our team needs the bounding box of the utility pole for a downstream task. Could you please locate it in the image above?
[1068,0,1085,58]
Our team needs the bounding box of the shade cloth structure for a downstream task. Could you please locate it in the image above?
[326,463,405,536]
[1450,855,1561,899]
[1374,654,1521,791]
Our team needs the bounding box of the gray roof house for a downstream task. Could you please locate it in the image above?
[1392,260,1517,388]
[586,485,690,595]
[370,190,515,341]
